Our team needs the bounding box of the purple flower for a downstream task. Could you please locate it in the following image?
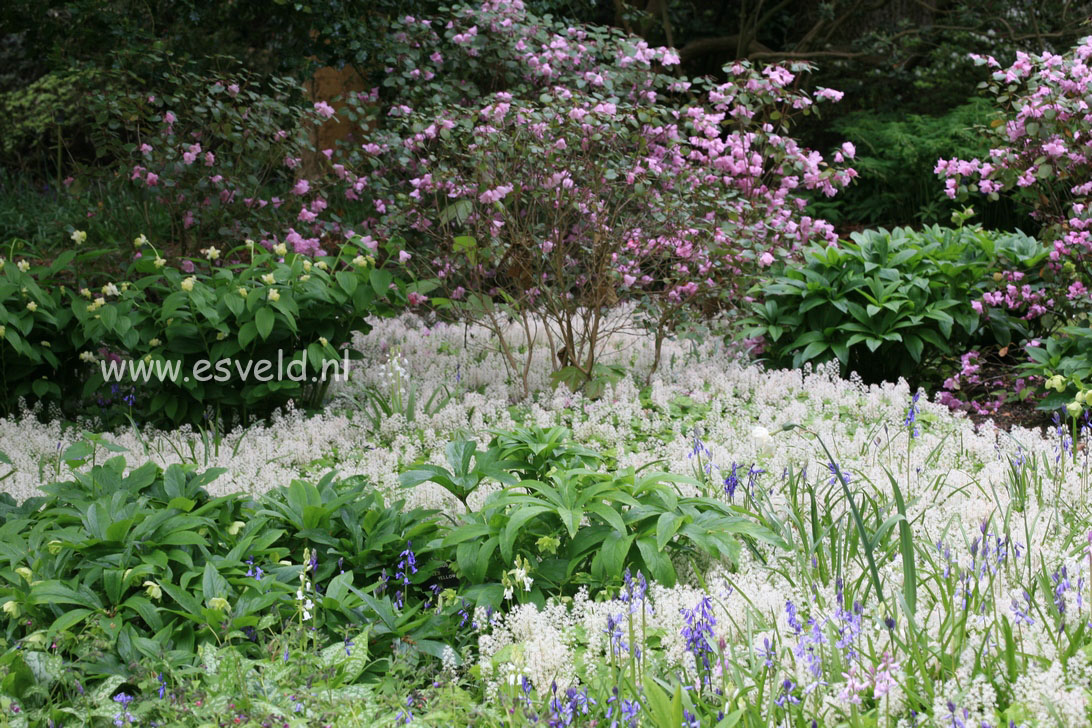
[785,600,803,634]
[723,462,740,500]
[775,678,800,707]
[904,390,921,437]
[680,596,717,678]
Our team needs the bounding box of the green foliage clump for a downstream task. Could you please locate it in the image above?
[0,67,104,172]
[742,223,1050,384]
[0,438,451,720]
[1021,326,1092,412]
[0,240,411,426]
[401,426,783,606]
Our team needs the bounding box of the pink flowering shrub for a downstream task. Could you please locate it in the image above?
[934,38,1092,411]
[85,70,371,259]
[341,1,854,392]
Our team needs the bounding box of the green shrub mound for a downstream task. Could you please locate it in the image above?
[742,223,1050,384]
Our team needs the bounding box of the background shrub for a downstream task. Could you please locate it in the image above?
[808,99,1034,229]
[1,240,414,426]
[742,223,1050,385]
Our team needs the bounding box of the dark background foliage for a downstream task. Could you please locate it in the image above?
[3,0,1087,229]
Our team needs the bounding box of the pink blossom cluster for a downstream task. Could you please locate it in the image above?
[971,269,1055,321]
[120,78,383,259]
[935,37,1092,412]
[348,1,854,326]
[937,37,1092,283]
[938,351,1008,415]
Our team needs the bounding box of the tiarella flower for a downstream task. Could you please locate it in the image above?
[752,425,772,454]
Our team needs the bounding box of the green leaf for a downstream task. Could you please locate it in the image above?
[635,537,676,586]
[501,505,551,561]
[655,512,685,551]
[255,307,275,341]
[201,562,230,601]
[238,321,258,348]
[336,271,358,295]
[47,608,95,636]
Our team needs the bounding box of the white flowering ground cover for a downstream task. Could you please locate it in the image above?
[2,314,1090,727]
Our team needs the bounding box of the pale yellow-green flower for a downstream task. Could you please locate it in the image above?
[47,540,62,555]
[0,326,5,339]
[144,581,162,601]
[352,255,369,267]
[133,234,148,248]
[70,230,87,245]
[237,287,248,297]
[216,331,226,341]
[208,597,230,612]
[80,287,92,298]
[261,273,276,285]
[302,260,312,272]
[149,338,161,347]
[1067,400,1084,418]
[273,243,288,256]
[15,567,31,582]
[204,246,220,261]
[2,601,19,618]
[17,260,30,273]
[154,256,166,268]
[299,274,311,282]
[181,276,196,292]
[316,261,329,271]
[268,289,281,302]
[26,301,38,312]
[226,521,246,536]
[319,337,328,347]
